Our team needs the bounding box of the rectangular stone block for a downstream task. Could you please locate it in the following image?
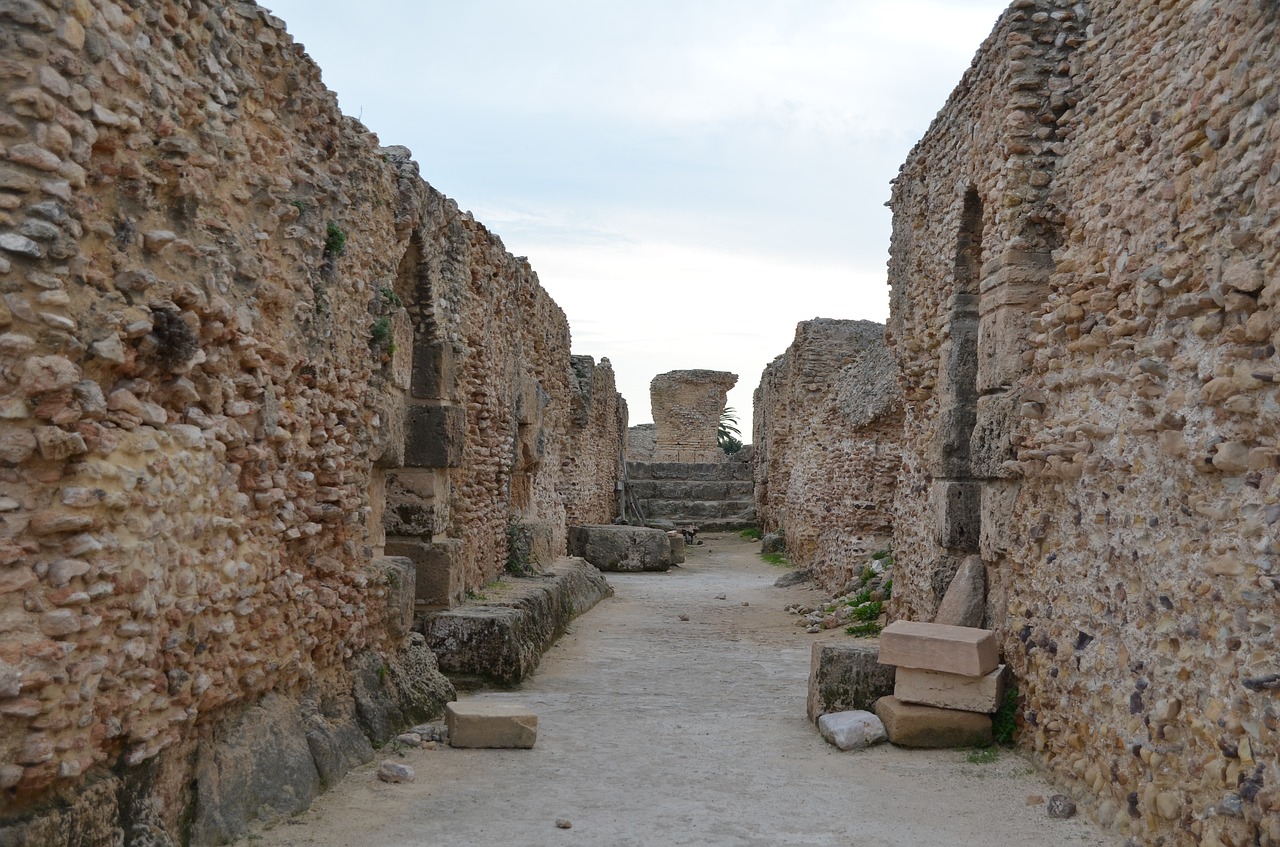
[446,702,538,748]
[404,403,464,468]
[807,641,896,723]
[411,341,458,400]
[373,556,415,638]
[894,664,1006,713]
[383,538,464,608]
[874,695,992,748]
[878,620,998,677]
[931,480,980,553]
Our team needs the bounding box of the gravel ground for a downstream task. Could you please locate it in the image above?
[246,533,1114,847]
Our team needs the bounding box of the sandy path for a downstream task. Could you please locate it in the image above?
[248,533,1111,847]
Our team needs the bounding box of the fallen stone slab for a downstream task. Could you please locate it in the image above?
[818,710,887,751]
[894,665,1006,713]
[377,761,415,783]
[877,620,998,677]
[774,568,812,588]
[568,524,671,572]
[807,641,896,723]
[446,702,538,749]
[933,555,986,627]
[421,557,611,687]
[874,695,992,748]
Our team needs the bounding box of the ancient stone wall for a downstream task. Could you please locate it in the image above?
[888,0,1280,843]
[752,319,902,591]
[0,0,624,840]
[649,369,736,463]
[562,354,626,529]
[625,422,656,462]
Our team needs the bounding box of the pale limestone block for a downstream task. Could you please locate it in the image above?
[446,702,538,749]
[877,620,998,677]
[894,664,1006,713]
[874,695,992,748]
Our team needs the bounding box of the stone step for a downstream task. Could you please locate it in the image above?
[874,695,992,748]
[628,480,754,500]
[894,665,1006,713]
[445,701,538,749]
[420,558,612,688]
[626,461,753,481]
[877,621,998,677]
[640,499,756,519]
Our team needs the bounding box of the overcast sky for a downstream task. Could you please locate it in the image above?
[263,0,1010,437]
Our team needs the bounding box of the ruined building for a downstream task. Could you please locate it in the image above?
[649,368,737,463]
[0,2,624,842]
[752,319,902,592]
[888,0,1280,843]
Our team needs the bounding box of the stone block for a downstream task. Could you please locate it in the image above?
[667,532,686,564]
[807,640,896,723]
[374,556,415,638]
[894,665,1006,713]
[969,391,1019,479]
[411,341,458,400]
[979,480,1020,562]
[384,469,450,538]
[931,480,980,553]
[383,538,464,607]
[874,695,992,748]
[933,555,985,628]
[877,620,998,677]
[445,701,538,748]
[404,403,464,468]
[567,525,670,572]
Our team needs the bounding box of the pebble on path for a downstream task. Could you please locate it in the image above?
[1047,795,1077,819]
[678,614,689,621]
[555,819,572,829]
[377,761,415,784]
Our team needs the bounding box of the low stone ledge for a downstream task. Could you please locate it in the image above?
[420,557,612,687]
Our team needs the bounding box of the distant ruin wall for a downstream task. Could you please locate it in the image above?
[753,320,902,591]
[650,369,736,463]
[563,355,626,528]
[0,1,624,840]
[888,1,1280,843]
[625,422,656,462]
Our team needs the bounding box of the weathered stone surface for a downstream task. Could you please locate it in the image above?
[567,525,671,572]
[626,460,756,529]
[422,557,611,686]
[752,319,903,592]
[807,640,896,723]
[377,761,415,783]
[384,538,465,608]
[894,665,1006,714]
[932,555,985,627]
[874,696,992,749]
[445,701,538,749]
[667,532,686,564]
[649,369,738,463]
[818,710,888,751]
[761,531,785,555]
[774,568,812,588]
[877,621,998,677]
[352,636,455,748]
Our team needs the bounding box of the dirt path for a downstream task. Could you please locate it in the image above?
[248,533,1111,847]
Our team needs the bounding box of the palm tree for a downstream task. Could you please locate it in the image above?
[718,407,743,454]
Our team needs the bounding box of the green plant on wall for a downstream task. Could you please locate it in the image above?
[506,517,537,576]
[324,221,347,256]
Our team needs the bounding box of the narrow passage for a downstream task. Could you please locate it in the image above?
[251,534,1109,847]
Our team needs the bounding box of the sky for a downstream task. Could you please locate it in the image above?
[263,0,1011,437]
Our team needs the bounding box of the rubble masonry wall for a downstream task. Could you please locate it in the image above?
[752,319,902,591]
[888,0,1280,843]
[0,0,624,837]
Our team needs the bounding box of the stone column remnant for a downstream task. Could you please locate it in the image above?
[649,370,738,463]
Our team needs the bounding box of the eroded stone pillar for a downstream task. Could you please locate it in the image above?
[650,369,737,463]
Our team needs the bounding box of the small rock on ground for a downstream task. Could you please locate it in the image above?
[1047,795,1077,819]
[817,710,887,751]
[555,819,572,829]
[377,761,415,784]
[397,732,423,747]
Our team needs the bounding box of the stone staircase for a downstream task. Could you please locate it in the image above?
[625,461,756,530]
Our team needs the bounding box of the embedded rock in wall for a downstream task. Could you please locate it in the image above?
[0,1,625,841]
[887,0,1280,842]
[649,369,737,463]
[753,319,902,591]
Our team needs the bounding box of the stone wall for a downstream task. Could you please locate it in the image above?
[625,422,656,462]
[563,354,626,529]
[0,0,624,840]
[888,0,1280,843]
[649,369,736,463]
[752,319,902,591]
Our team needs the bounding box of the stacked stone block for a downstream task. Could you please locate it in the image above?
[874,621,1001,748]
[625,460,755,529]
[649,369,737,463]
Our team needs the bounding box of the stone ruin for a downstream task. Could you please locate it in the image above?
[0,2,625,842]
[624,368,753,529]
[649,369,737,463]
[884,0,1280,843]
[752,319,903,591]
